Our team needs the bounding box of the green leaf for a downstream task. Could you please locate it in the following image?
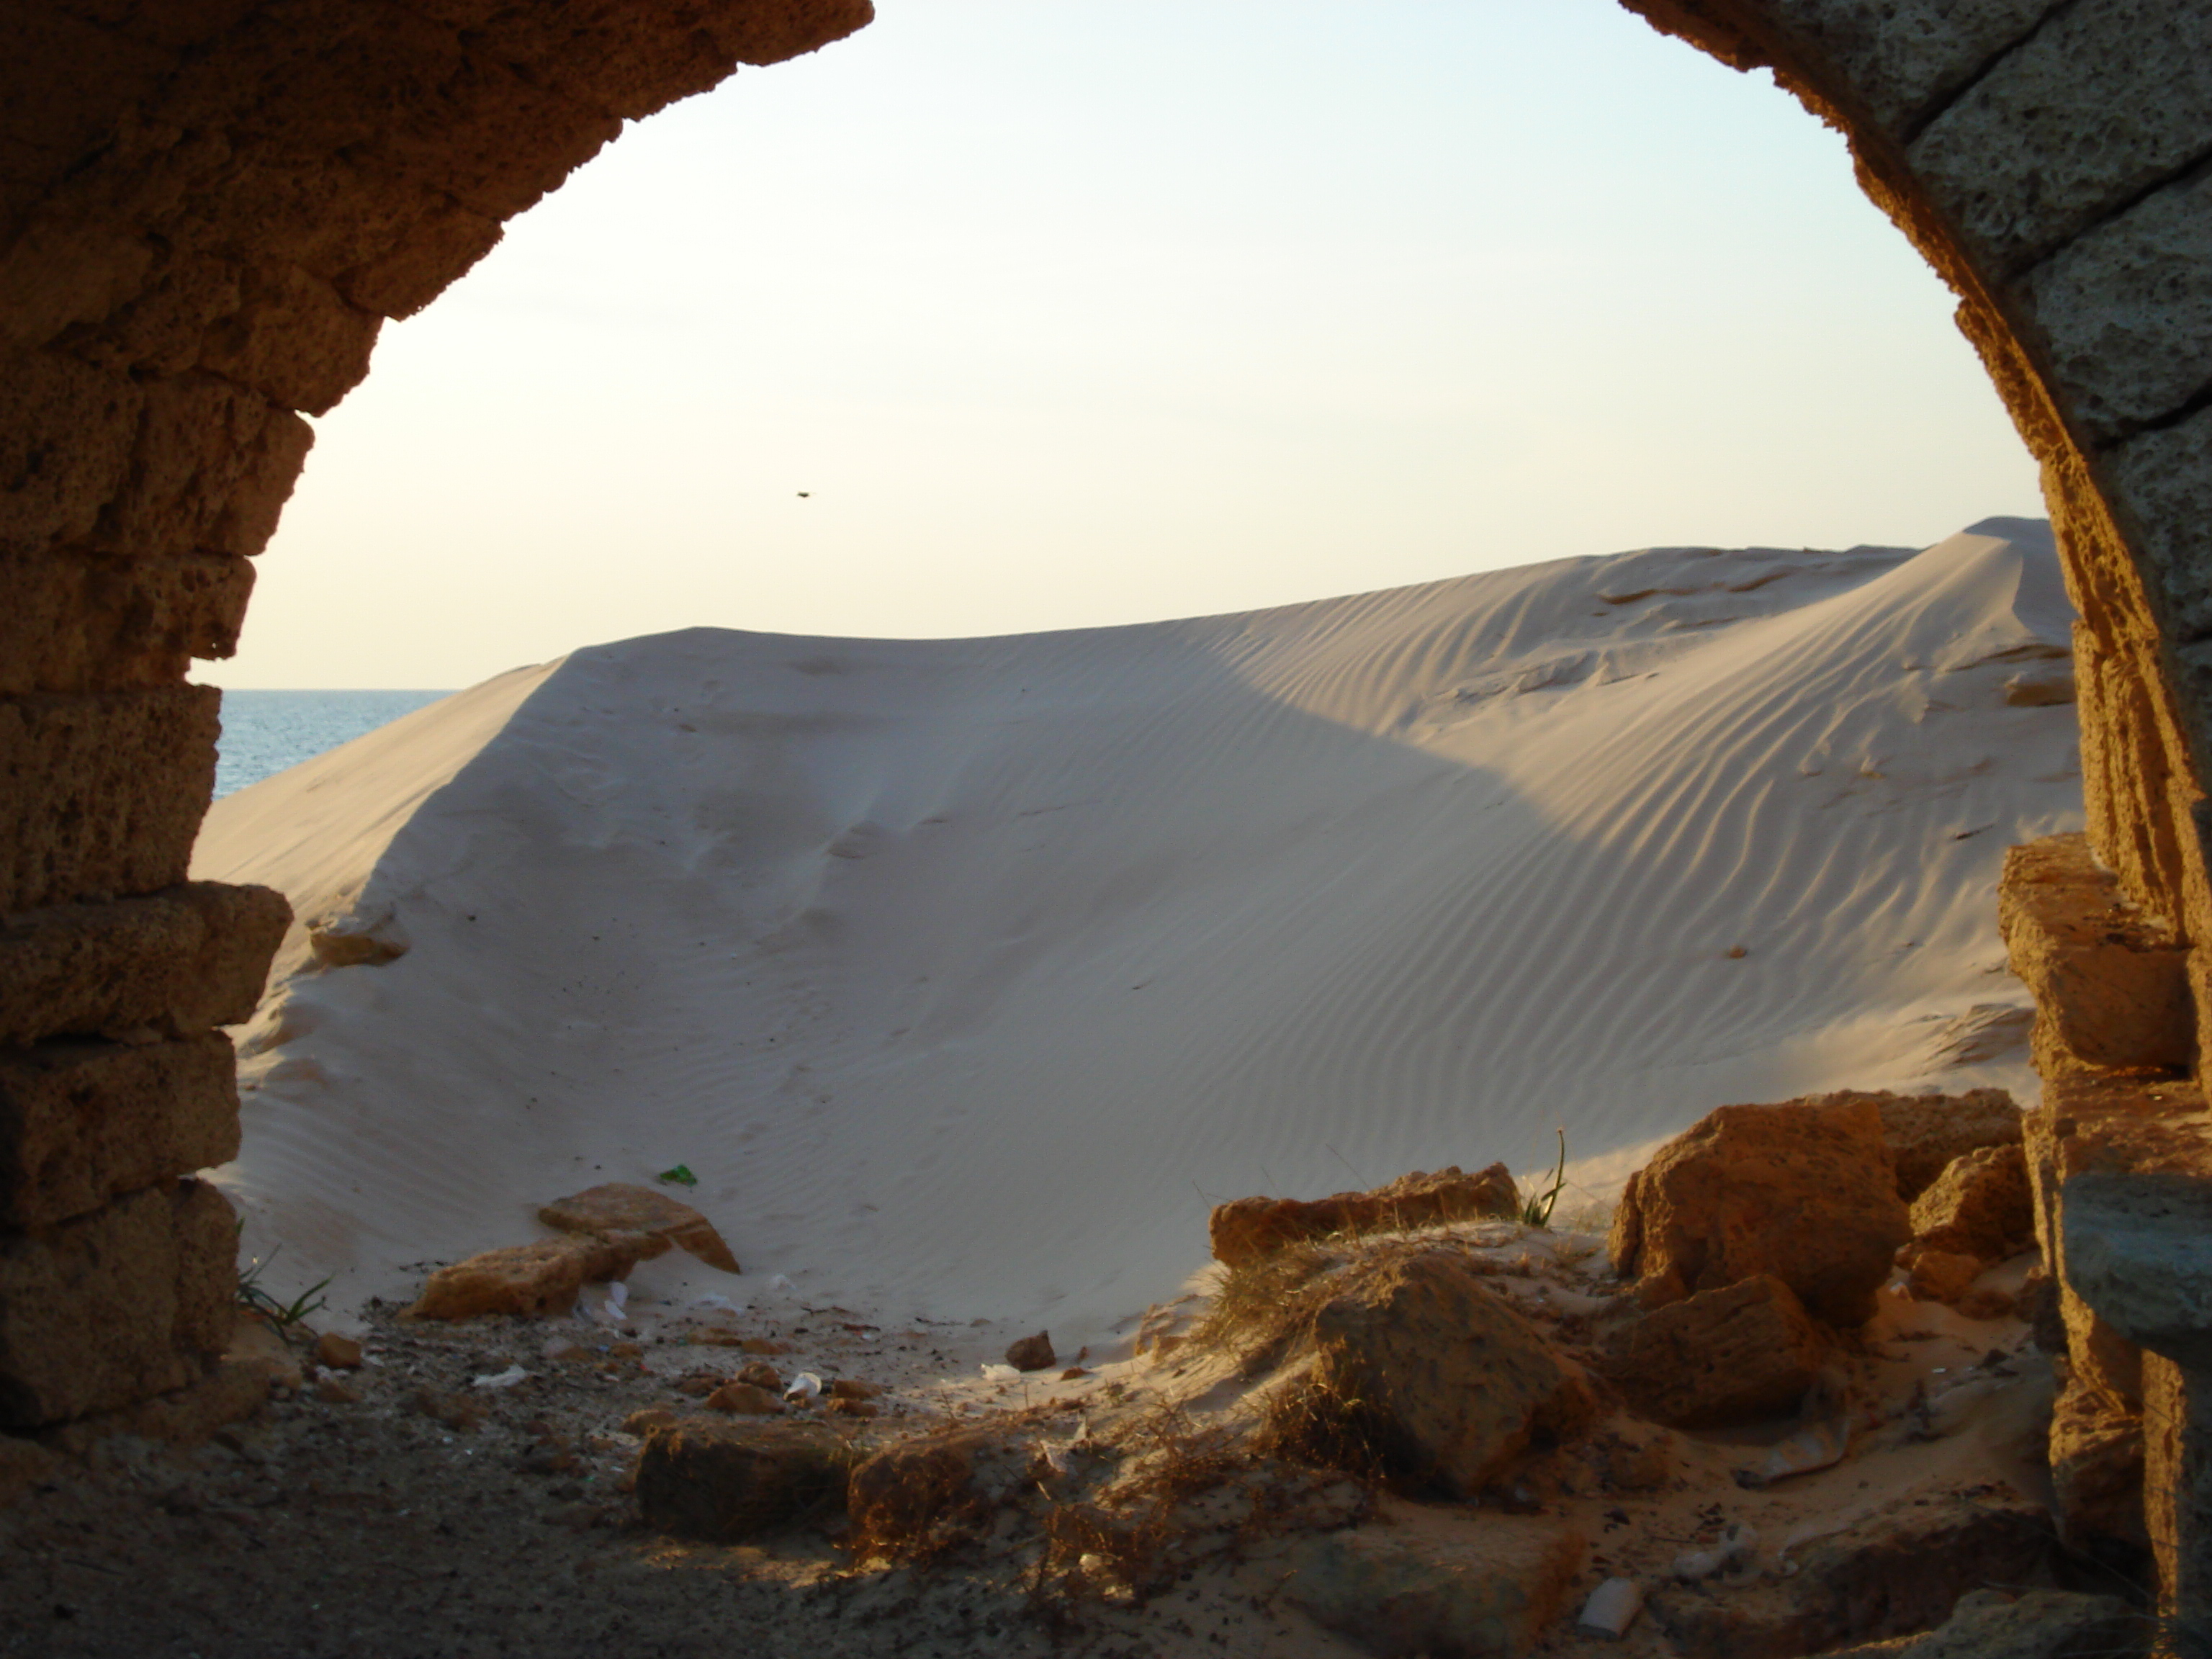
[657,1164,698,1187]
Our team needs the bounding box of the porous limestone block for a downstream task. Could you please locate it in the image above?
[96,374,312,561]
[1600,1274,1828,1428]
[1874,1089,2023,1203]
[0,1177,235,1426]
[1998,835,2193,1075]
[2062,1171,2212,1372]
[1910,1143,2035,1263]
[0,549,255,696]
[1751,0,2064,135]
[1288,1515,1586,1659]
[2108,409,2212,662]
[0,882,291,1047]
[0,346,143,552]
[2049,1373,2147,1563]
[0,1033,239,1230]
[0,688,220,912]
[636,1418,850,1542]
[2022,169,2212,446]
[2143,1353,2212,1629]
[1909,0,2212,273]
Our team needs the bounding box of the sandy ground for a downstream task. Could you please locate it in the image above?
[0,1223,2067,1659]
[191,519,2079,1349]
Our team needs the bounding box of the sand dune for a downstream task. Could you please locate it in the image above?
[192,518,2082,1348]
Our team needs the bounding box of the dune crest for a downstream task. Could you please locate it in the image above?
[193,520,2082,1345]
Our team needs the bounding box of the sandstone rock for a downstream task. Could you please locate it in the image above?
[2049,1375,2146,1564]
[1210,1164,1518,1267]
[2018,1268,2067,1352]
[1004,1331,1055,1372]
[1872,1090,2025,1204]
[411,1390,485,1432]
[705,1381,783,1416]
[826,1395,878,1419]
[403,1229,669,1320]
[1599,1274,1827,1428]
[1902,1246,1986,1306]
[0,1031,239,1229]
[0,1177,235,1427]
[1650,1488,2054,1658]
[1911,1144,2035,1263]
[314,1377,359,1405]
[536,1182,739,1274]
[1818,1589,2146,1659]
[2059,1171,2212,1372]
[1294,1248,1596,1498]
[1998,835,2192,1076]
[828,1377,880,1401]
[1285,1514,1586,1659]
[623,1406,677,1436]
[1609,1097,1911,1326]
[739,1336,791,1356]
[312,1331,361,1370]
[734,1360,781,1392]
[635,1417,849,1542]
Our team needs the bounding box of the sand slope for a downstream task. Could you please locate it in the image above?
[193,518,2082,1344]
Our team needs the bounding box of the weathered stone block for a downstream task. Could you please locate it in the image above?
[2062,1171,2212,1372]
[1209,1164,1519,1267]
[1819,1590,2148,1659]
[2022,169,2212,446]
[2050,1372,2147,1563]
[0,346,143,554]
[1874,1088,2024,1202]
[0,1032,238,1229]
[1609,1094,1910,1326]
[0,687,221,912]
[0,881,290,1046]
[0,549,254,695]
[0,216,157,351]
[96,374,312,560]
[1300,1249,1597,1498]
[1599,1274,1828,1428]
[1753,0,2062,137]
[1909,0,2212,274]
[404,1230,670,1320]
[1288,1514,1586,1659]
[0,1177,235,1426]
[1911,1143,2036,1263]
[635,1417,850,1542]
[1999,834,2193,1074]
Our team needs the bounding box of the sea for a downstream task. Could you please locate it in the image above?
[214,689,453,798]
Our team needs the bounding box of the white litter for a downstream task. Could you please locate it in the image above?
[981,1363,1022,1382]
[1673,1522,1758,1583]
[1575,1578,1644,1640]
[784,1371,822,1401]
[471,1365,529,1390]
[768,1274,794,1293]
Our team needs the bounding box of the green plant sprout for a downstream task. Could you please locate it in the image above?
[235,1229,331,1329]
[1520,1128,1569,1229]
[657,1164,699,1187]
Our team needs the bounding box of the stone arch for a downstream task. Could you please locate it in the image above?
[2,0,2210,1587]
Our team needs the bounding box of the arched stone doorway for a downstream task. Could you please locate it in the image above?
[2,0,2208,1607]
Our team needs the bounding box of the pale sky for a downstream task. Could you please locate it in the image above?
[204,0,2046,690]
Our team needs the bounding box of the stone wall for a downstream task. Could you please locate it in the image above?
[0,0,872,1431]
[1,0,2209,1592]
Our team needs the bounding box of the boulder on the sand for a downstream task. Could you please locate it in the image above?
[404,1230,667,1320]
[1210,1164,1519,1268]
[1290,1248,1596,1498]
[1899,1246,1984,1306]
[1608,1096,1910,1326]
[1599,1274,1828,1428]
[705,1381,783,1415]
[1287,1514,1586,1659]
[1818,1588,2146,1659]
[537,1182,740,1274]
[634,1418,849,1541]
[1869,1089,2022,1203]
[1909,1144,2033,1263]
[1004,1330,1056,1372]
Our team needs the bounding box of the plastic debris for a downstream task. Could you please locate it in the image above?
[981,1362,1022,1382]
[768,1274,794,1294]
[471,1364,529,1390]
[656,1165,698,1187]
[1576,1577,1643,1640]
[1673,1522,1758,1583]
[784,1371,822,1402]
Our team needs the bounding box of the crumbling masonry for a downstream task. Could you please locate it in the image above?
[1,0,2208,1621]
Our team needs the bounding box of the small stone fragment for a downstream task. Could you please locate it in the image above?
[705,1382,785,1416]
[623,1406,678,1437]
[1599,1275,1827,1428]
[312,1331,364,1370]
[411,1390,485,1432]
[828,1377,881,1401]
[1910,1143,2034,1262]
[1209,1164,1519,1267]
[1902,1246,1985,1305]
[739,1337,792,1356]
[827,1396,879,1419]
[734,1361,783,1391]
[1288,1514,1586,1658]
[313,1377,360,1406]
[1004,1331,1056,1372]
